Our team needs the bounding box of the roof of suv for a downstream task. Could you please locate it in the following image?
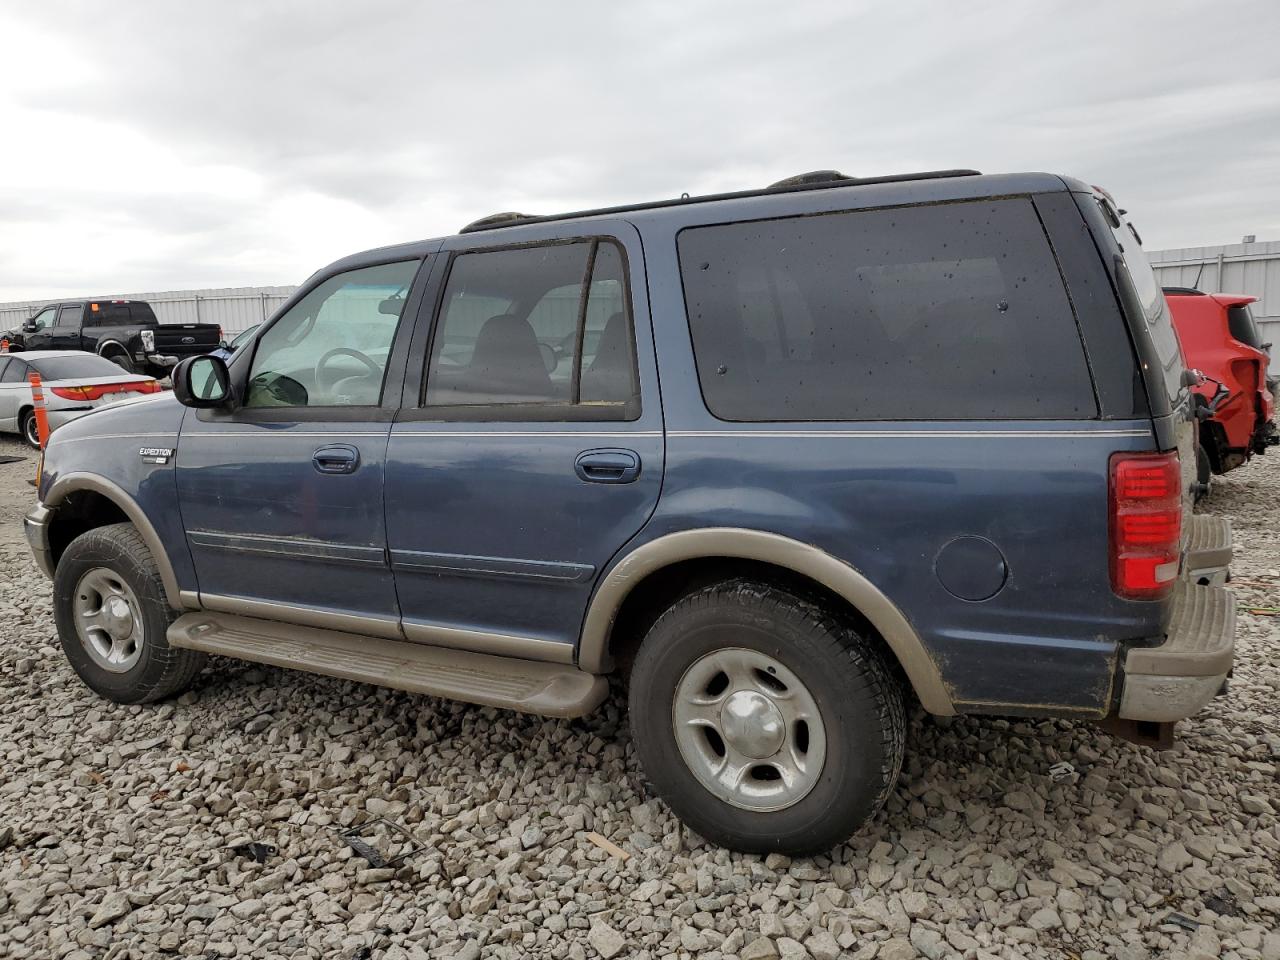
[327,170,1095,276]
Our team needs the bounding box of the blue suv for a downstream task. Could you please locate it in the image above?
[25,170,1236,854]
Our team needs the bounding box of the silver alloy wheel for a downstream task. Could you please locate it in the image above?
[72,567,144,673]
[672,647,827,812]
[23,412,39,447]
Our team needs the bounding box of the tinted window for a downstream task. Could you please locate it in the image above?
[89,302,132,325]
[1109,214,1185,405]
[55,305,82,327]
[424,240,637,414]
[1227,304,1262,349]
[679,198,1096,421]
[29,355,126,380]
[1,359,27,383]
[245,260,420,408]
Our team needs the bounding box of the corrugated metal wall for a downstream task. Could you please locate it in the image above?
[1149,240,1280,372]
[0,286,297,337]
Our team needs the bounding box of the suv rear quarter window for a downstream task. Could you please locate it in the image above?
[678,198,1097,421]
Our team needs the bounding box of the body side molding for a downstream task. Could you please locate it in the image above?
[43,472,185,610]
[578,527,955,715]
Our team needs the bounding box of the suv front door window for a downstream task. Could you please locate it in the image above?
[246,261,418,408]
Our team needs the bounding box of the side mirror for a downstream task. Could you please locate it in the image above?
[173,355,232,408]
[22,320,36,333]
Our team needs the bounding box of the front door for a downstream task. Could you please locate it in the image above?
[384,224,664,661]
[176,256,430,636]
[22,307,56,350]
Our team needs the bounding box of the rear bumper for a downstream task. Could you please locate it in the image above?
[1118,580,1235,722]
[24,503,54,579]
[1184,514,1232,586]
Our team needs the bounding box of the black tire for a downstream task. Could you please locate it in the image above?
[19,408,40,448]
[105,352,136,374]
[53,523,205,703]
[1195,443,1212,500]
[628,580,905,855]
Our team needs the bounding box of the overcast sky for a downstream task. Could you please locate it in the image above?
[2,0,1278,302]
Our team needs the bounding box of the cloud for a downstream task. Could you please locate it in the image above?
[1,0,1278,300]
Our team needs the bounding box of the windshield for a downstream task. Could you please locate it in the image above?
[30,355,133,381]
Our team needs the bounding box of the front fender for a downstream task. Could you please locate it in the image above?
[42,473,186,609]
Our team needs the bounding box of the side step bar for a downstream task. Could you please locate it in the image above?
[168,612,608,718]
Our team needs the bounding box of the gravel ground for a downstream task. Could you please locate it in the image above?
[0,433,1277,960]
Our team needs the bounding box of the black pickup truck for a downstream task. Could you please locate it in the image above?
[5,299,222,378]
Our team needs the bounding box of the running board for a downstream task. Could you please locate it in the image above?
[168,612,608,718]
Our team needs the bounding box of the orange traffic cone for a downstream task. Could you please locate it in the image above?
[1,338,8,352]
[28,371,51,449]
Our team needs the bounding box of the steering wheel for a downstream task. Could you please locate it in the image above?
[315,348,381,396]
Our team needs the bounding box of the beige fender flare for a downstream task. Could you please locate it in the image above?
[578,527,955,716]
[43,473,186,610]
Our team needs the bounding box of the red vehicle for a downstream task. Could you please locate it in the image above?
[1165,287,1277,484]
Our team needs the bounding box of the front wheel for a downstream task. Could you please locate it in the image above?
[628,580,905,855]
[53,523,206,703]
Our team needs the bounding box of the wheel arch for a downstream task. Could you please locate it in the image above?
[578,527,955,715]
[43,473,184,609]
[95,339,131,357]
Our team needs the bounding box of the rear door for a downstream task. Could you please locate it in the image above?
[383,221,663,662]
[49,304,85,350]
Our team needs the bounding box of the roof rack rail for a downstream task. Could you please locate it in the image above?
[461,211,538,233]
[1162,286,1206,296]
[768,170,853,188]
[459,168,982,234]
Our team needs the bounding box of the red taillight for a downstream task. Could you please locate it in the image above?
[49,380,160,401]
[1109,451,1182,600]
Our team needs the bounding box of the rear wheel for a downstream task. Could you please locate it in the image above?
[105,352,136,373]
[1195,443,1212,500]
[20,408,40,448]
[53,523,206,703]
[628,580,905,855]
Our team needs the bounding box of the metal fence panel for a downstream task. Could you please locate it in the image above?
[0,286,299,337]
[1149,240,1280,374]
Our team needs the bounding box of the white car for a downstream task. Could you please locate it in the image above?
[0,350,162,447]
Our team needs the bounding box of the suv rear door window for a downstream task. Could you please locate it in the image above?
[424,239,638,416]
[678,198,1096,421]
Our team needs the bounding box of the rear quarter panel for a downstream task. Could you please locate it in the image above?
[622,179,1165,716]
